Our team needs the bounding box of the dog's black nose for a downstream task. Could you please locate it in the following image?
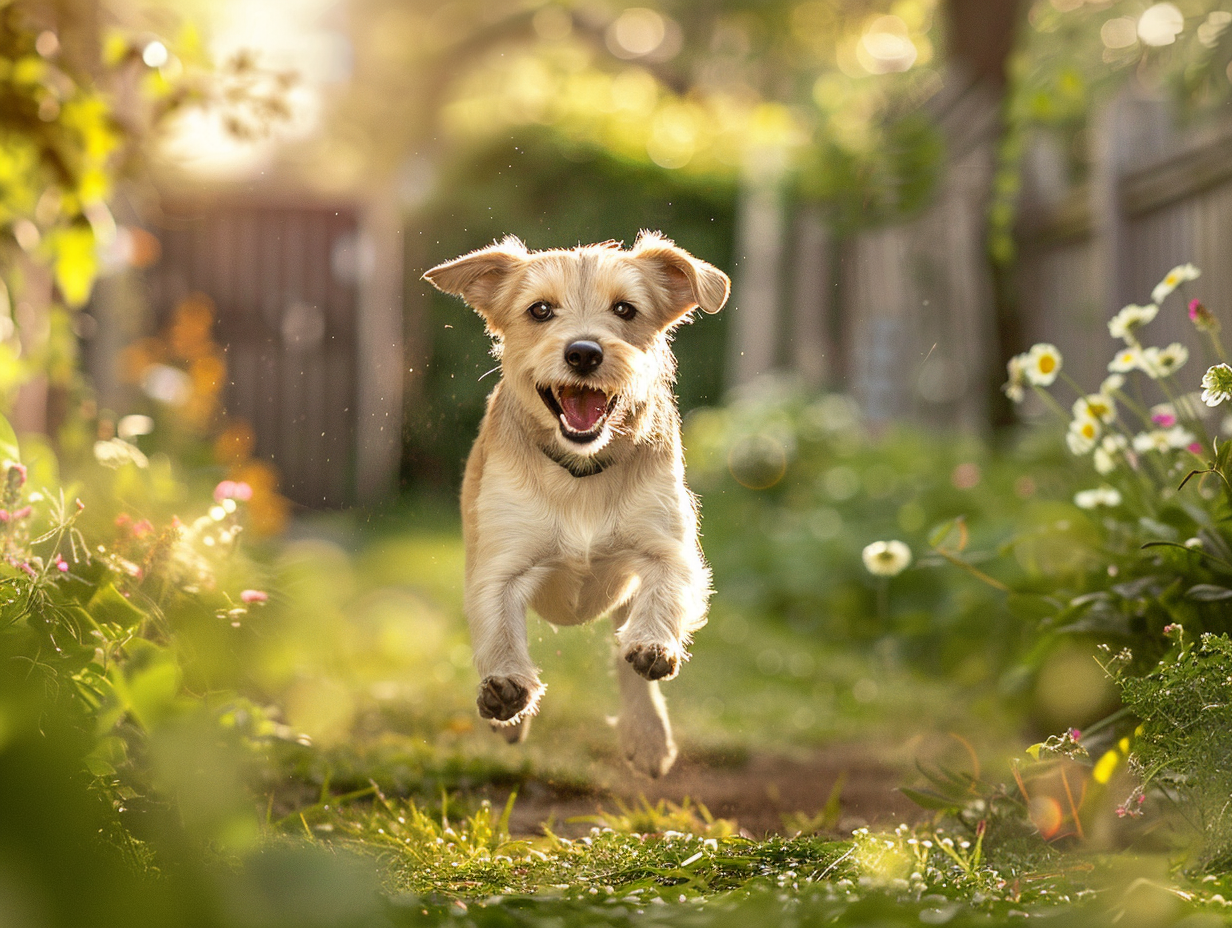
[564,340,603,374]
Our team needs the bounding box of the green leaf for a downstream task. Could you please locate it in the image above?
[1186,584,1232,602]
[897,786,962,811]
[0,412,20,464]
[87,583,147,631]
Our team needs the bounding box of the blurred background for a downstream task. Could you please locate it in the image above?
[12,0,1228,509]
[6,0,1232,921]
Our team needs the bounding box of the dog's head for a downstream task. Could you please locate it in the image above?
[424,232,730,457]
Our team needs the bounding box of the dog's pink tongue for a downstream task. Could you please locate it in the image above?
[558,386,608,432]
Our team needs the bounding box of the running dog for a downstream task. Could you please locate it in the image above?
[423,232,730,776]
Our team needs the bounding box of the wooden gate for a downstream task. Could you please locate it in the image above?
[145,202,362,509]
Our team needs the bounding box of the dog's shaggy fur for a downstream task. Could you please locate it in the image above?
[423,232,730,777]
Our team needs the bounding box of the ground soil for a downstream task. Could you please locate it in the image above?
[497,742,924,838]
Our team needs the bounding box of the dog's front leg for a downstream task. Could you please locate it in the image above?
[618,548,710,683]
[466,563,547,726]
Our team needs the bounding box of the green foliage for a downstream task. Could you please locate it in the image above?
[684,381,1064,676]
[1111,631,1232,869]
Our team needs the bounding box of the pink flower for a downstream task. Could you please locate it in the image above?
[1151,412,1177,428]
[55,555,68,572]
[215,481,254,503]
[1068,728,1082,741]
[17,562,35,578]
[6,462,26,487]
[132,519,153,538]
[0,510,11,524]
[1190,299,1220,333]
[1189,442,1204,455]
[240,589,268,604]
[1164,623,1182,637]
[12,507,31,520]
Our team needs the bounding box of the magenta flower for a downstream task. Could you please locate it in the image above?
[1189,441,1204,455]
[240,589,268,604]
[1190,299,1220,333]
[55,555,68,572]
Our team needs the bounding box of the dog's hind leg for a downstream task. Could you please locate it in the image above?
[611,603,678,778]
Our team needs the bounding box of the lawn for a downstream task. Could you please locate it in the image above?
[8,379,1232,927]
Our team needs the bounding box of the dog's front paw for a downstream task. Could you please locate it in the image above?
[619,714,677,778]
[623,643,682,681]
[477,675,542,723]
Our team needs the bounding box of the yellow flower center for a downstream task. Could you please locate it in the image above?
[1039,356,1056,374]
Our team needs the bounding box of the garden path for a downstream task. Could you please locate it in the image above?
[496,742,923,837]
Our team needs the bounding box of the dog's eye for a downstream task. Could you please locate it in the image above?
[527,301,554,321]
[612,301,637,320]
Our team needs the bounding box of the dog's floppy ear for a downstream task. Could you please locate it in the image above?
[422,236,529,324]
[631,230,730,324]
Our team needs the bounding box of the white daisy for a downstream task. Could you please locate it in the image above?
[1003,354,1027,403]
[1141,343,1188,379]
[1108,303,1158,341]
[1101,373,1126,394]
[1164,425,1197,449]
[1024,343,1062,386]
[1133,429,1182,453]
[1074,486,1122,509]
[1109,346,1145,374]
[1202,364,1232,407]
[862,540,912,577]
[1067,416,1101,455]
[1151,263,1201,305]
[1094,446,1116,475]
[1072,393,1116,424]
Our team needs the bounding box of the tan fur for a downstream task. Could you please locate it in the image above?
[424,232,730,777]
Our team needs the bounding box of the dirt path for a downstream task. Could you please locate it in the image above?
[500,742,923,837]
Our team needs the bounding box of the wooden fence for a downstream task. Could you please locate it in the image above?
[126,195,404,510]
[1017,89,1232,396]
[761,82,1232,427]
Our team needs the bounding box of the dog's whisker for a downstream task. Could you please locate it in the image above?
[477,364,501,382]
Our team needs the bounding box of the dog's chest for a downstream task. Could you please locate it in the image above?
[478,463,649,560]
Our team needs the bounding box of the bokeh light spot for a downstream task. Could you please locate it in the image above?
[1138,3,1184,47]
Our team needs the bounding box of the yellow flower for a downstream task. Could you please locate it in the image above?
[1024,343,1062,386]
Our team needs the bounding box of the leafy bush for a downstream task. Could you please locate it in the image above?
[684,380,1075,678]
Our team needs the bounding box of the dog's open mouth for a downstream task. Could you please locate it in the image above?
[538,385,618,443]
